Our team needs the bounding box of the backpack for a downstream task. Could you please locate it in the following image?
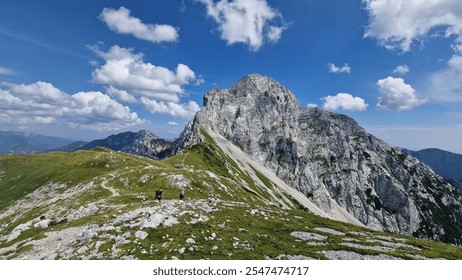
[155,189,162,199]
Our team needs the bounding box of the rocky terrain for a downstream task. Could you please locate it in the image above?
[1,146,461,260]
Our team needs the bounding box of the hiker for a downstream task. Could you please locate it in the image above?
[179,189,185,200]
[155,188,163,204]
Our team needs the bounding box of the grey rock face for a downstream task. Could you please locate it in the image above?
[180,74,462,245]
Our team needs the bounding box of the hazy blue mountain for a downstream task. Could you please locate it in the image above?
[0,131,73,154]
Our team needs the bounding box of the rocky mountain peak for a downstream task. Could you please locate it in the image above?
[195,74,301,151]
[203,73,299,111]
[136,129,160,139]
[231,74,293,98]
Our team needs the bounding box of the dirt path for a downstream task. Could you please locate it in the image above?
[100,174,120,197]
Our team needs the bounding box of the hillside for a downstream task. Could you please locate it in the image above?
[1,134,462,260]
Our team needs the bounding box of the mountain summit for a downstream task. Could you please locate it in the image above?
[180,74,462,244]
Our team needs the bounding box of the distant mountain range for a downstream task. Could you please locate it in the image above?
[0,130,174,160]
[405,148,462,191]
[0,131,73,154]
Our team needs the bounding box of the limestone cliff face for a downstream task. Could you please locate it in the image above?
[180,74,462,245]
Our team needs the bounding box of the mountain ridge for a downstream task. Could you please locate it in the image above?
[62,129,174,160]
[0,131,73,154]
[49,131,462,194]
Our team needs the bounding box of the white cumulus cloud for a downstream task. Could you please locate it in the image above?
[392,65,410,75]
[0,66,15,76]
[377,76,426,111]
[363,1,462,101]
[105,86,138,104]
[321,93,368,111]
[99,7,178,44]
[141,97,200,119]
[90,45,200,118]
[328,63,351,74]
[0,81,145,131]
[197,0,287,51]
[90,45,201,119]
[91,45,197,103]
[363,0,462,52]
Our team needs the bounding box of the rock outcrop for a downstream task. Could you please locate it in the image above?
[78,129,173,159]
[180,74,462,245]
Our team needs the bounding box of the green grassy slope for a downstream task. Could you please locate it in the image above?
[1,137,462,260]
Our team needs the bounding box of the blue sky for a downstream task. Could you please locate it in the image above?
[1,0,462,153]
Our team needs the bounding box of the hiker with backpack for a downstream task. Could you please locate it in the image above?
[179,189,185,200]
[155,188,163,204]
